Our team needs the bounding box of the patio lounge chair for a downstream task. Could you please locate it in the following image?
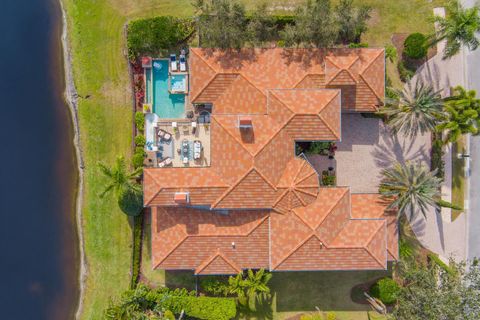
[194,140,201,160]
[170,54,177,72]
[179,54,186,72]
[158,157,172,168]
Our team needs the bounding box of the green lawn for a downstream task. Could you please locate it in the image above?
[451,137,466,221]
[62,0,441,318]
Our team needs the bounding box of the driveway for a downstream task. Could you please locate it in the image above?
[308,114,431,194]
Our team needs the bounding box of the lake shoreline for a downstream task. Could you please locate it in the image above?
[58,1,87,319]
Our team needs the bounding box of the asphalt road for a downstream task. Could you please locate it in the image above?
[462,0,480,260]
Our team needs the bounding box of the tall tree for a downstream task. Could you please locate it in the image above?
[98,156,143,216]
[394,260,480,320]
[380,80,444,137]
[431,0,480,59]
[194,0,248,49]
[437,86,480,143]
[335,0,372,44]
[281,0,338,47]
[247,3,276,45]
[379,162,441,219]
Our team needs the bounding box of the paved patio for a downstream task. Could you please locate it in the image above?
[307,114,431,193]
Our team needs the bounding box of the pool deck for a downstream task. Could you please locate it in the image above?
[145,120,211,168]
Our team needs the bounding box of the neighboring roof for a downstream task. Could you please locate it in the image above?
[190,47,384,112]
[151,207,269,274]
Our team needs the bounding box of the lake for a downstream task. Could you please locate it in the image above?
[0,0,79,319]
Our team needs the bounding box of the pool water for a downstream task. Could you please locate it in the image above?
[152,60,185,118]
[171,74,187,92]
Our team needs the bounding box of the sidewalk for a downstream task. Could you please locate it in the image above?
[408,7,468,261]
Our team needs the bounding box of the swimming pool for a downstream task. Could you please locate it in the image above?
[152,60,185,118]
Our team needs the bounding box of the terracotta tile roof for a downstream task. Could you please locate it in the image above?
[190,47,384,112]
[152,207,270,273]
[351,194,399,260]
[145,47,394,274]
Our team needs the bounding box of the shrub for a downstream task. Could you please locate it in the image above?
[117,188,143,217]
[397,60,415,82]
[202,277,229,296]
[130,214,143,289]
[162,295,237,320]
[163,310,175,320]
[132,150,145,169]
[127,16,194,59]
[348,42,368,48]
[369,277,401,305]
[385,44,397,62]
[134,134,146,147]
[428,253,455,275]
[322,171,336,186]
[399,238,414,259]
[403,32,427,59]
[431,135,445,179]
[135,112,144,132]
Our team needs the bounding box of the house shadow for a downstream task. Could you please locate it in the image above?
[271,269,390,313]
[336,114,380,152]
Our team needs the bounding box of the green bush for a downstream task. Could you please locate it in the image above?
[399,238,414,259]
[130,214,143,289]
[163,310,175,320]
[132,150,145,169]
[403,32,427,59]
[117,188,143,217]
[135,111,144,132]
[202,277,229,296]
[397,60,415,82]
[431,135,445,179]
[163,295,236,320]
[428,253,455,275]
[385,44,397,62]
[134,134,146,147]
[370,277,400,305]
[127,16,194,59]
[348,42,369,48]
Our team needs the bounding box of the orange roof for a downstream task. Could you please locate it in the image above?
[145,47,393,273]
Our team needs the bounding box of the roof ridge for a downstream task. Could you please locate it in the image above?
[360,49,384,74]
[272,188,289,207]
[294,187,318,197]
[312,187,349,230]
[143,169,162,205]
[292,160,308,185]
[212,116,255,156]
[358,73,383,103]
[210,167,278,209]
[195,251,242,275]
[153,234,189,270]
[291,189,307,206]
[271,233,319,270]
[317,93,341,140]
[236,73,268,107]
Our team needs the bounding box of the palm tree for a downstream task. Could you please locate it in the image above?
[380,80,444,137]
[437,86,480,143]
[98,156,142,198]
[379,162,441,219]
[431,0,480,59]
[228,269,272,312]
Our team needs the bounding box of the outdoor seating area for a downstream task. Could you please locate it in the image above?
[145,120,210,168]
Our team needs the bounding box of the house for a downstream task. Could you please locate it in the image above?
[143,47,398,275]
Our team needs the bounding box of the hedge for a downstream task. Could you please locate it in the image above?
[135,111,145,132]
[162,295,237,320]
[369,277,401,305]
[130,214,143,289]
[431,134,445,179]
[134,134,146,147]
[132,151,145,169]
[127,16,194,59]
[403,32,427,59]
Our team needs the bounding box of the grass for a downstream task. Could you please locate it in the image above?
[451,136,466,221]
[61,0,441,318]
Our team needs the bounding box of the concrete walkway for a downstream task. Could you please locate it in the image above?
[407,7,468,261]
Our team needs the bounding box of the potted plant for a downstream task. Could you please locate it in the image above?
[143,104,151,113]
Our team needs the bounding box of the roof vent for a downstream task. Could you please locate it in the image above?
[238,116,253,129]
[174,192,190,204]
[231,242,236,249]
